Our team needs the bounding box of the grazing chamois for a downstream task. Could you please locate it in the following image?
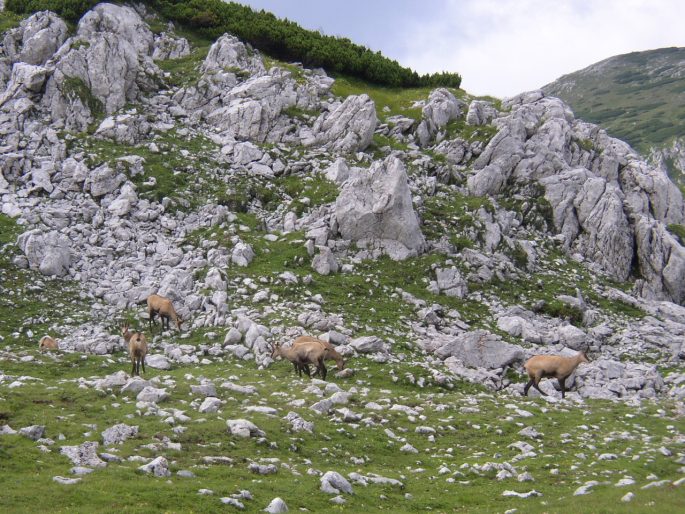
[38,335,58,351]
[147,294,182,332]
[121,324,148,376]
[292,336,345,376]
[270,341,328,380]
[523,351,589,399]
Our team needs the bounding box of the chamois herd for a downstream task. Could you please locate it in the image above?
[36,295,590,395]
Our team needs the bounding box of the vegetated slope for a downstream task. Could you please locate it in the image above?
[0,3,685,513]
[542,47,685,187]
[6,0,461,88]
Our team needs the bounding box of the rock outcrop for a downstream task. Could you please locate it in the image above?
[335,156,425,259]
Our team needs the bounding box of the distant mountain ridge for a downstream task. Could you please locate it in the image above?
[542,47,685,188]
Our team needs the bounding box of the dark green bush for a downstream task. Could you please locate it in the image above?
[149,0,461,88]
[6,0,99,23]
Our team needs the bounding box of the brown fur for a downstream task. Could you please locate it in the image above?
[147,294,182,331]
[523,351,589,399]
[121,324,148,376]
[292,335,345,376]
[270,341,328,380]
[38,335,58,352]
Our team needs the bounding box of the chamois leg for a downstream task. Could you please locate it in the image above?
[558,377,566,399]
[523,379,534,396]
[141,355,145,375]
[318,358,327,381]
[149,310,157,329]
[532,377,547,396]
[131,357,137,376]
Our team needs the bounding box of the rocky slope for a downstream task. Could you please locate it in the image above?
[542,47,685,189]
[0,3,684,511]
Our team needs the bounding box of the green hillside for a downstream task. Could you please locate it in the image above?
[542,47,685,176]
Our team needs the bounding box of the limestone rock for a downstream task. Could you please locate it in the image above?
[60,442,106,468]
[335,156,425,259]
[227,419,265,438]
[101,423,138,446]
[139,456,171,477]
[2,10,68,66]
[435,330,525,369]
[466,100,497,126]
[320,471,353,495]
[313,94,377,153]
[17,229,71,277]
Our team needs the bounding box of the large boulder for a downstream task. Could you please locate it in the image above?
[434,330,525,369]
[152,32,191,61]
[312,94,377,153]
[416,88,464,146]
[2,10,68,66]
[77,3,154,57]
[41,9,161,131]
[202,34,265,76]
[16,229,71,277]
[335,156,425,260]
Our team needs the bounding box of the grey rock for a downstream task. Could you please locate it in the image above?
[17,229,71,277]
[77,3,154,57]
[312,246,339,275]
[435,330,525,369]
[2,10,68,65]
[139,456,171,477]
[284,411,314,433]
[136,386,169,403]
[227,419,265,438]
[102,423,138,446]
[320,470,354,494]
[349,336,385,354]
[264,497,288,513]
[146,354,171,370]
[19,425,45,441]
[324,158,350,184]
[152,32,190,61]
[466,100,497,126]
[313,94,377,153]
[335,156,425,259]
[199,397,222,413]
[60,441,106,468]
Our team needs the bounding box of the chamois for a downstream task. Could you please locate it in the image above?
[523,351,589,399]
[270,341,328,380]
[147,294,182,332]
[38,335,58,351]
[292,336,345,376]
[121,324,148,376]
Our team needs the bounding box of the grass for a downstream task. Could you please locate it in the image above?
[331,74,457,123]
[0,341,683,513]
[0,215,88,343]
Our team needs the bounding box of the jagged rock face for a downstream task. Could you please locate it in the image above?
[16,229,72,277]
[202,34,265,76]
[312,94,377,153]
[1,10,68,66]
[416,88,465,146]
[335,156,425,260]
[77,3,154,58]
[152,32,190,61]
[22,4,162,130]
[466,100,497,126]
[634,218,685,304]
[468,89,685,302]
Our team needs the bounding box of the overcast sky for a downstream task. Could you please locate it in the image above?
[233,0,685,98]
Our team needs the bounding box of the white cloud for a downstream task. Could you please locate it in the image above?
[400,0,685,97]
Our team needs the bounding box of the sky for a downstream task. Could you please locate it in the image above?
[233,0,685,98]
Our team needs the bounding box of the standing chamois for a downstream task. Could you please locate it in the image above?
[291,336,345,377]
[121,324,147,376]
[523,351,589,399]
[270,341,328,380]
[147,294,182,332]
